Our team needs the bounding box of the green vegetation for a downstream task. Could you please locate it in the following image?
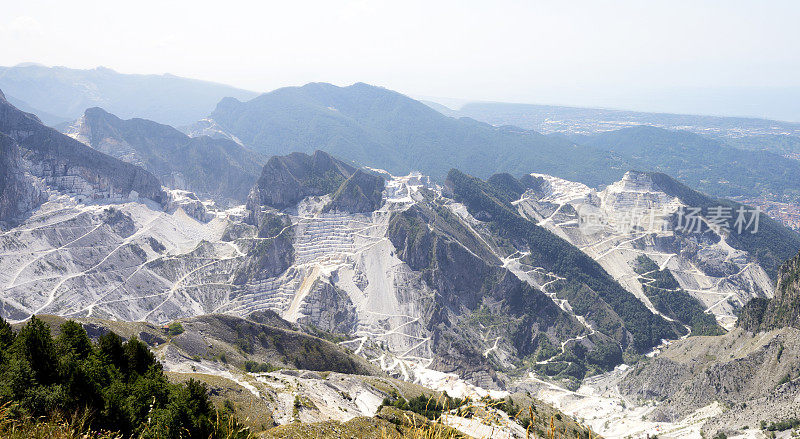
[379,394,467,420]
[388,200,590,378]
[303,169,350,198]
[325,169,385,213]
[256,213,291,239]
[485,173,528,201]
[741,250,800,332]
[201,315,372,375]
[531,336,623,388]
[232,214,294,285]
[737,297,771,331]
[724,134,800,157]
[209,82,620,184]
[0,315,250,438]
[580,126,800,206]
[634,255,725,336]
[77,107,266,204]
[763,417,800,431]
[480,394,597,439]
[302,324,350,344]
[243,361,276,373]
[167,322,184,336]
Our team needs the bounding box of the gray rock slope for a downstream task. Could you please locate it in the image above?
[620,250,800,436]
[509,170,782,332]
[66,107,266,204]
[3,143,797,405]
[739,251,800,332]
[246,150,384,217]
[0,131,46,225]
[0,149,614,390]
[0,89,164,201]
[0,88,164,216]
[25,312,378,377]
[247,150,360,211]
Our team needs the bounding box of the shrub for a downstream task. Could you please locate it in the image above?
[244,360,275,373]
[167,322,185,336]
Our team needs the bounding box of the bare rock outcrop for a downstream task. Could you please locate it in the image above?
[0,88,164,204]
[0,132,46,225]
[739,251,800,332]
[247,150,355,215]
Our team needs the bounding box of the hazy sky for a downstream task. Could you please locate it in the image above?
[2,0,799,119]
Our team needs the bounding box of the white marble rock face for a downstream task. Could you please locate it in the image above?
[516,171,773,329]
[0,170,772,382]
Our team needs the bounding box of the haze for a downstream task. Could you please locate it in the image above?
[2,0,799,120]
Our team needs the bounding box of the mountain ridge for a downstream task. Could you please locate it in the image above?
[207,82,621,185]
[0,64,258,126]
[67,107,266,204]
[0,87,165,206]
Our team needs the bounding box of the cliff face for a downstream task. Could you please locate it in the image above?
[386,198,624,387]
[508,168,775,331]
[0,89,164,204]
[444,169,686,354]
[246,150,384,226]
[387,204,590,349]
[0,133,46,225]
[739,251,800,332]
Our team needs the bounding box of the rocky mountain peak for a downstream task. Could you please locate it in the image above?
[614,170,659,192]
[529,172,593,205]
[247,150,356,215]
[84,105,110,116]
[0,133,47,225]
[324,169,385,213]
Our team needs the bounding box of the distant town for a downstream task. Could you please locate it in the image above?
[742,198,800,231]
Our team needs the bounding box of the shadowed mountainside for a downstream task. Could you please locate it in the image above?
[70,107,266,204]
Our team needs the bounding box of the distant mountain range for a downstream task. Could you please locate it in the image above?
[205,83,800,206]
[427,100,800,179]
[568,125,800,203]
[4,64,799,206]
[0,64,257,126]
[206,82,620,185]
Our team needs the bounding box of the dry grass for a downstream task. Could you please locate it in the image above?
[0,402,121,439]
[380,394,599,439]
[0,401,255,439]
